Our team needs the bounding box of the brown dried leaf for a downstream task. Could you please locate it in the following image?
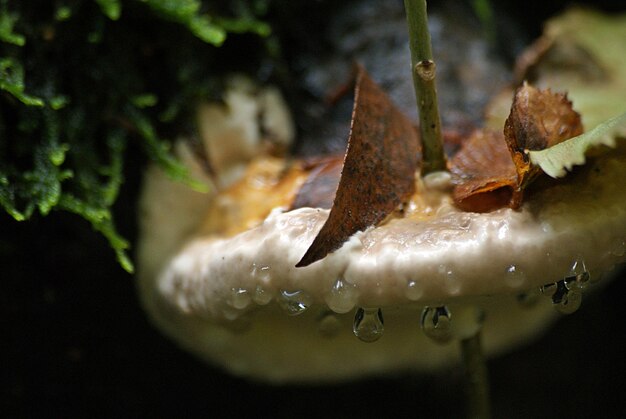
[449,129,518,212]
[290,155,343,210]
[450,83,583,212]
[296,65,420,267]
[504,82,583,192]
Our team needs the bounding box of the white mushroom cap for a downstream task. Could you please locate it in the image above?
[137,77,626,382]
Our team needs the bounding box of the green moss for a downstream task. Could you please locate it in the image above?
[0,0,273,273]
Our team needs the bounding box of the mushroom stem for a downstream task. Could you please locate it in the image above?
[460,332,492,419]
[403,0,447,174]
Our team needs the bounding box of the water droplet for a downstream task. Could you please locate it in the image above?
[459,215,472,229]
[439,266,461,295]
[421,305,453,344]
[252,285,272,305]
[505,264,526,288]
[554,288,582,315]
[405,279,423,301]
[567,257,590,288]
[541,279,582,315]
[318,311,341,338]
[230,288,251,310]
[423,170,452,191]
[324,277,358,314]
[278,290,312,315]
[353,308,384,342]
[251,263,272,282]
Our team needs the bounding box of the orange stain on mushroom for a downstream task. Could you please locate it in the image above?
[199,157,307,238]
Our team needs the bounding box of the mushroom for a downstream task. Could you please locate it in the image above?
[137,86,626,384]
[137,8,626,384]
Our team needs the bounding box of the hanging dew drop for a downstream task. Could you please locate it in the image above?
[230,288,251,310]
[504,264,526,288]
[554,288,582,314]
[353,308,384,342]
[252,285,272,305]
[324,277,358,314]
[544,279,583,315]
[421,305,453,343]
[278,290,312,315]
[439,265,461,295]
[405,279,423,301]
[567,257,591,288]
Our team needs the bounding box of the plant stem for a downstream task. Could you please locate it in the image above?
[460,332,492,419]
[403,0,446,174]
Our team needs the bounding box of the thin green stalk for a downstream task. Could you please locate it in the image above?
[403,0,446,174]
[460,332,492,419]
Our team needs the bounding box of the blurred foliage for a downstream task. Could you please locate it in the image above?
[0,0,273,272]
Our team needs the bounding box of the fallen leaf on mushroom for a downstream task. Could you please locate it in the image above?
[297,64,420,267]
[137,8,626,382]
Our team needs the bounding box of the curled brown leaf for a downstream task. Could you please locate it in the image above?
[449,129,518,212]
[504,82,583,191]
[296,65,420,267]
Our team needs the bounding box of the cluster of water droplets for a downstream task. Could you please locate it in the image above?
[540,257,591,314]
[226,254,601,341]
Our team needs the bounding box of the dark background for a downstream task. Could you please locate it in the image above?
[2,1,626,418]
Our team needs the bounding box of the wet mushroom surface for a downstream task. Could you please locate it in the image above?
[2,0,626,418]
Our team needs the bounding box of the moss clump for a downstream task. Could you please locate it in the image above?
[0,0,272,272]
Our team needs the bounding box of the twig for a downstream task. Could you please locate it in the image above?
[403,0,447,174]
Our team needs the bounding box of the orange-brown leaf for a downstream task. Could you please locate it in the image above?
[504,82,583,189]
[296,65,420,267]
[449,129,519,212]
[450,83,583,212]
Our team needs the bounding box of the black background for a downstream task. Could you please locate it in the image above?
[2,1,626,417]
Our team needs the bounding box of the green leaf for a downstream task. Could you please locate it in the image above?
[0,173,29,221]
[0,6,25,46]
[95,0,122,20]
[49,142,70,166]
[0,58,45,106]
[59,193,134,273]
[529,112,626,178]
[49,95,69,110]
[188,15,227,46]
[130,93,158,108]
[216,17,271,37]
[140,0,268,46]
[142,0,201,21]
[126,106,209,192]
[55,6,73,21]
